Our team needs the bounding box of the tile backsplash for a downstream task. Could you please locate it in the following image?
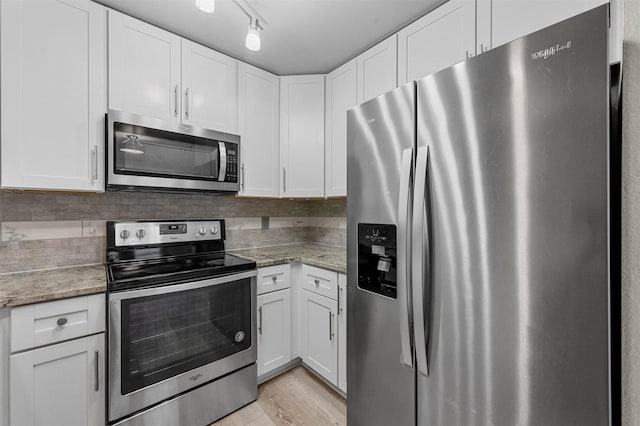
[0,190,346,274]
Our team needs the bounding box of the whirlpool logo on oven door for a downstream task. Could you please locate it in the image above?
[235,331,245,342]
[531,40,572,60]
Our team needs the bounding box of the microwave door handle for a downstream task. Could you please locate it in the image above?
[398,147,414,368]
[218,142,227,182]
[412,146,431,376]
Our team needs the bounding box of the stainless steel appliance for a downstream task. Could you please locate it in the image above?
[347,6,619,425]
[106,110,240,193]
[106,219,257,426]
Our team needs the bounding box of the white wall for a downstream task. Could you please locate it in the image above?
[622,0,640,423]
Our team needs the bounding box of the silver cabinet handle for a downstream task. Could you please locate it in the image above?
[480,43,489,53]
[56,317,68,327]
[282,168,286,193]
[258,306,263,335]
[466,50,475,59]
[94,350,99,392]
[241,163,245,190]
[338,286,344,315]
[90,146,98,183]
[271,276,277,282]
[329,312,335,341]
[412,146,431,377]
[397,148,414,368]
[174,84,179,117]
[314,279,320,285]
[184,88,190,120]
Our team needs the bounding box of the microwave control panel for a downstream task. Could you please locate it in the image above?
[224,143,238,183]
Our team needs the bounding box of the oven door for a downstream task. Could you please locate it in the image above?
[108,270,257,422]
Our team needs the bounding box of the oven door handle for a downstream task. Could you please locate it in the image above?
[108,269,258,301]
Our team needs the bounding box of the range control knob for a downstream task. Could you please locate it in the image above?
[136,229,145,239]
[198,226,207,236]
[211,226,218,234]
[120,230,130,239]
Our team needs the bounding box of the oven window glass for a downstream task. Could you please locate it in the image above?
[113,122,219,181]
[120,278,251,394]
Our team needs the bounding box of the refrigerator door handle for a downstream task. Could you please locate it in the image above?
[412,146,430,376]
[397,148,414,368]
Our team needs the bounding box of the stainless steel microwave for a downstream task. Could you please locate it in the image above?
[106,110,240,193]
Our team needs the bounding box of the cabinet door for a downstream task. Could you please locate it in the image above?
[10,333,105,426]
[280,75,325,198]
[257,289,292,377]
[397,0,475,85]
[237,62,280,198]
[337,274,347,394]
[108,10,181,122]
[484,0,608,51]
[1,0,106,191]
[301,290,338,385]
[357,35,398,104]
[182,40,238,133]
[325,59,357,197]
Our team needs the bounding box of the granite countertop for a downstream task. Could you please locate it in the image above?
[0,264,106,308]
[0,243,345,308]
[231,243,346,274]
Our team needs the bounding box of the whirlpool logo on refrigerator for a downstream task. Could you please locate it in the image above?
[531,41,572,60]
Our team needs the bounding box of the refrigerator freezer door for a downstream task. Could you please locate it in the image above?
[347,83,416,426]
[416,6,610,426]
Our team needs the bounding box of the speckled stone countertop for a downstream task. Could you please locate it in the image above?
[0,264,106,308]
[232,243,346,274]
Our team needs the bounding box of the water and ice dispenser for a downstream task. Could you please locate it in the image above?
[357,223,397,299]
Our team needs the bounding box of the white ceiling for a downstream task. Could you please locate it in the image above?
[96,0,444,75]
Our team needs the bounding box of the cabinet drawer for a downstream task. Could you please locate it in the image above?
[257,264,291,295]
[11,294,106,352]
[302,264,338,300]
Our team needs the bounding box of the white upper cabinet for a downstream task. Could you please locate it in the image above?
[325,59,357,197]
[108,10,181,122]
[398,0,476,85]
[109,11,238,132]
[182,40,237,133]
[477,0,619,62]
[280,75,325,198]
[237,62,280,198]
[1,0,106,192]
[356,35,398,104]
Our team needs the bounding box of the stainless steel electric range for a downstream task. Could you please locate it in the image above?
[105,219,257,426]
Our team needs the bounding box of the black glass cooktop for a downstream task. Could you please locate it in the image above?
[107,252,256,292]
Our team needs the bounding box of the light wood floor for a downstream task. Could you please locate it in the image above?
[213,367,346,426]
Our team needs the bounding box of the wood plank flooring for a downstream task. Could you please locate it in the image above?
[213,367,346,426]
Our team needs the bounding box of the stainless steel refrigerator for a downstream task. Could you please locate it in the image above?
[347,5,616,425]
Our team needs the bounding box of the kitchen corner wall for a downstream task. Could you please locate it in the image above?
[0,190,346,274]
[623,0,639,423]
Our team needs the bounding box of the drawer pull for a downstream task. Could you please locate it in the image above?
[314,279,320,285]
[272,276,278,282]
[56,317,68,327]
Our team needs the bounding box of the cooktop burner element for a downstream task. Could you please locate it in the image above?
[106,220,256,292]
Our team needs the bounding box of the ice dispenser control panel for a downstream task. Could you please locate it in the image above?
[358,223,397,299]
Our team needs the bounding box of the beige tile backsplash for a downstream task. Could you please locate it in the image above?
[0,191,345,273]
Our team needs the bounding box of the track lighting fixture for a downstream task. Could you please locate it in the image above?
[232,0,263,52]
[195,0,215,14]
[245,18,261,51]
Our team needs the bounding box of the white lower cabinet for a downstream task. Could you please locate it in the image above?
[5,294,106,426]
[10,333,105,426]
[301,289,338,386]
[257,289,292,377]
[337,274,347,394]
[257,265,292,378]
